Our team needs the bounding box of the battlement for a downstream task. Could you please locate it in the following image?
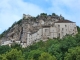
[23,14,32,19]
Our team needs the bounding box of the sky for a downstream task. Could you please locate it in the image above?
[0,0,80,34]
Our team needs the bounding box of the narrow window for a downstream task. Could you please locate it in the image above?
[58,25,60,27]
[58,33,60,37]
[65,25,67,27]
[62,28,64,31]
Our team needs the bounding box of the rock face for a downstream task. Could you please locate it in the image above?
[0,13,78,47]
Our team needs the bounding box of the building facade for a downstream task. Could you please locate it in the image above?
[24,20,78,47]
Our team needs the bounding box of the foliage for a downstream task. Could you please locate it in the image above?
[0,45,11,54]
[11,43,22,51]
[27,50,43,60]
[52,13,59,19]
[39,52,57,60]
[64,46,80,60]
[16,19,22,25]
[0,49,24,60]
[40,13,47,16]
[0,30,7,38]
[52,13,56,16]
[77,26,80,33]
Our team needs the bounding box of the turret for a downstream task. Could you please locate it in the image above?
[23,14,32,19]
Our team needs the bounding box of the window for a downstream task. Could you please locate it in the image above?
[58,25,60,27]
[62,32,64,36]
[72,33,74,35]
[65,25,67,27]
[47,37,49,39]
[73,30,74,31]
[35,40,36,41]
[45,29,48,32]
[12,35,14,38]
[62,28,64,31]
[66,33,68,35]
[58,33,60,37]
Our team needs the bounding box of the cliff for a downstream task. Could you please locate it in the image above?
[0,13,60,39]
[0,13,76,47]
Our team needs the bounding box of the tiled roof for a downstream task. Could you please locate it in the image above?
[55,20,75,23]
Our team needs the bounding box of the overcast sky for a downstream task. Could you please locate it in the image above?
[0,0,80,34]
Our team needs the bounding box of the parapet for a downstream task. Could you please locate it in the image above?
[23,14,32,19]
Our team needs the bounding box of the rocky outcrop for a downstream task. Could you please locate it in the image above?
[0,13,65,45]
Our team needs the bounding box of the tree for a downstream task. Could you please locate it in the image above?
[27,50,43,60]
[40,13,47,18]
[60,35,77,51]
[0,49,24,60]
[64,46,80,60]
[39,52,57,60]
[48,43,62,60]
[0,45,11,54]
[40,13,47,16]
[16,19,22,25]
[11,43,22,51]
[77,26,80,33]
[52,13,56,16]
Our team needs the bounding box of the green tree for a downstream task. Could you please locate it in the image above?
[48,43,62,60]
[39,52,57,60]
[11,43,22,51]
[77,26,80,33]
[60,35,77,53]
[0,45,11,54]
[40,13,47,16]
[27,50,43,60]
[75,34,80,46]
[64,46,80,60]
[52,13,56,16]
[0,49,24,60]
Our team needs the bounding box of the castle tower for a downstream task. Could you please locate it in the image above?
[23,14,31,19]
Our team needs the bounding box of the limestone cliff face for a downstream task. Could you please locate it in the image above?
[0,13,64,43]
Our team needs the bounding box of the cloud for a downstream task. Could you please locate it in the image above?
[0,0,44,33]
[48,0,80,26]
[0,0,80,34]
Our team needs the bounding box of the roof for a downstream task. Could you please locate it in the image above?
[55,20,75,23]
[42,25,51,28]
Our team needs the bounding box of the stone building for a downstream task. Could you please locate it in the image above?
[0,14,78,48]
[25,20,77,47]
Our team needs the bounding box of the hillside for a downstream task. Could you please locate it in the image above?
[0,13,63,39]
[0,13,78,47]
[0,13,65,45]
[0,13,60,38]
[0,27,80,60]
